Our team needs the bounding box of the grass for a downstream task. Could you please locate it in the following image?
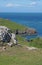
[16,35,42,48]
[0,46,42,65]
[0,18,27,31]
[0,18,42,65]
[28,38,42,48]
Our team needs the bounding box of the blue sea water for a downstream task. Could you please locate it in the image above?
[0,13,42,39]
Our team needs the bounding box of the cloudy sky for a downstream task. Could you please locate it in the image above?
[0,0,42,12]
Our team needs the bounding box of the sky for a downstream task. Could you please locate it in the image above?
[0,0,42,12]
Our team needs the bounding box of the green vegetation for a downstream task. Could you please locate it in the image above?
[0,18,42,48]
[0,18,27,31]
[28,37,42,48]
[0,18,42,65]
[0,46,42,65]
[16,35,42,48]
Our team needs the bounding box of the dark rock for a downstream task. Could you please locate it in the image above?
[2,33,11,43]
[15,29,19,35]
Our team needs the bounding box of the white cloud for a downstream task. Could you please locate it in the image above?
[14,4,22,6]
[6,3,22,7]
[6,3,14,7]
[30,2,37,5]
[5,2,37,8]
[23,2,37,7]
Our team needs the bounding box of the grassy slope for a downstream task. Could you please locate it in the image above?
[17,35,42,48]
[0,18,42,48]
[0,46,42,65]
[0,18,26,31]
[0,19,42,65]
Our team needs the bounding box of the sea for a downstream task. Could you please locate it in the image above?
[0,13,42,39]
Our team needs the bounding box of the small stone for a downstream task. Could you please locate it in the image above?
[2,46,6,51]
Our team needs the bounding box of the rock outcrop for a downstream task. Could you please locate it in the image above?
[15,28,37,35]
[24,28,37,35]
[0,26,17,46]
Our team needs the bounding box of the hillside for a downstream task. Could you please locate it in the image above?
[0,18,42,65]
[0,18,27,31]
